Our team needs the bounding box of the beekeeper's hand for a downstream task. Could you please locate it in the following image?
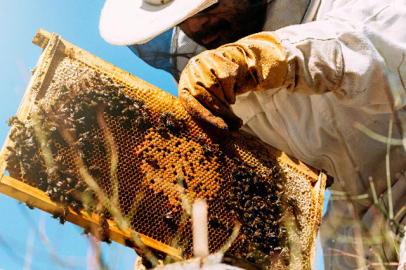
[178,32,288,130]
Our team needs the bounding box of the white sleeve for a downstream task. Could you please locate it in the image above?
[275,0,406,114]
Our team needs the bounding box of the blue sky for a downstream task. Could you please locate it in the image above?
[0,1,329,269]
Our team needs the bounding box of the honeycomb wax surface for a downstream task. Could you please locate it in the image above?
[5,55,321,269]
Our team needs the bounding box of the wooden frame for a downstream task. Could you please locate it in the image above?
[0,29,329,264]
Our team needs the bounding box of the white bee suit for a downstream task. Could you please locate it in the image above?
[231,0,406,268]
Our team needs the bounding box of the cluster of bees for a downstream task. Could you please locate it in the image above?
[226,162,290,267]
[6,73,155,240]
[6,72,194,245]
[6,71,294,268]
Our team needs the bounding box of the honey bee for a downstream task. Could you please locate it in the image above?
[157,112,186,134]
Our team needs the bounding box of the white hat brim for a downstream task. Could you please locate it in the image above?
[100,0,218,45]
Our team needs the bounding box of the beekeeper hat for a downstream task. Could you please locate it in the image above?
[100,0,218,46]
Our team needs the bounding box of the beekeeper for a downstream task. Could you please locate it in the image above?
[99,0,406,268]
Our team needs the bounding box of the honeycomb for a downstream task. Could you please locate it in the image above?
[2,30,327,270]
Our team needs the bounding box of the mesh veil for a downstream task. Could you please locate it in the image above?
[128,29,174,76]
[128,0,312,82]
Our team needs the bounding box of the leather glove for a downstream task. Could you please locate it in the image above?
[178,32,288,130]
